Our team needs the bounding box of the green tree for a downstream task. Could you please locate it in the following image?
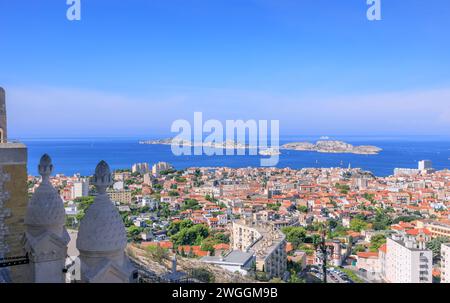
[335,183,350,194]
[371,209,393,230]
[213,232,230,244]
[267,203,281,211]
[282,227,307,248]
[158,202,171,218]
[205,194,218,203]
[127,225,144,241]
[175,177,186,183]
[167,219,194,236]
[353,244,366,254]
[350,218,368,232]
[168,190,179,197]
[181,199,202,211]
[152,184,163,192]
[363,193,375,204]
[427,237,449,258]
[297,205,308,213]
[73,196,95,223]
[145,245,169,263]
[369,234,386,252]
[171,223,210,246]
[392,215,420,224]
[200,239,216,255]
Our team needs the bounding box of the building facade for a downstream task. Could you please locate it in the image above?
[132,162,149,174]
[107,190,132,204]
[441,243,450,283]
[0,87,29,282]
[152,162,173,176]
[232,219,287,279]
[416,220,450,239]
[72,179,89,199]
[383,231,432,283]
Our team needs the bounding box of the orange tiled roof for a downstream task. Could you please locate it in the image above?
[141,241,173,249]
[406,228,432,236]
[357,252,378,259]
[213,243,230,250]
[286,242,294,253]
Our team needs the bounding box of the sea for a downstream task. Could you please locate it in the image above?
[22,136,450,177]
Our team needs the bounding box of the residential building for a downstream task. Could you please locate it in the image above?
[142,196,159,210]
[107,190,132,204]
[356,252,380,280]
[383,230,432,283]
[232,219,287,279]
[418,160,433,172]
[201,251,255,275]
[388,192,411,205]
[416,220,450,239]
[441,243,450,283]
[72,178,89,198]
[394,168,420,176]
[143,173,153,185]
[152,162,173,176]
[132,162,149,174]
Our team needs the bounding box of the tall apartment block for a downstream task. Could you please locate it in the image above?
[384,231,432,283]
[232,219,287,279]
[441,243,450,283]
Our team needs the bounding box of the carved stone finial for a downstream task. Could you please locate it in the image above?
[38,154,53,181]
[93,160,112,194]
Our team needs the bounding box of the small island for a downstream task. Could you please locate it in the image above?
[281,140,382,155]
[258,148,281,156]
[140,139,382,155]
[139,138,253,149]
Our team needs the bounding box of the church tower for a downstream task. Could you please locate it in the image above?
[0,87,7,143]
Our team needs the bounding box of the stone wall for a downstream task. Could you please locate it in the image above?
[0,143,30,283]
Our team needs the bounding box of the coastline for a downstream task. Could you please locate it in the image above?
[23,138,450,178]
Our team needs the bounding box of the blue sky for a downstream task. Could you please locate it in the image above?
[1,0,450,138]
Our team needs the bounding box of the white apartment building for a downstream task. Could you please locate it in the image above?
[384,231,432,283]
[152,162,173,176]
[418,160,432,171]
[232,219,287,279]
[394,168,420,177]
[132,162,149,174]
[441,243,450,283]
[142,196,159,210]
[71,179,89,199]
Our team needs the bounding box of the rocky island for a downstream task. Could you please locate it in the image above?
[281,140,382,155]
[140,139,382,155]
[139,138,253,149]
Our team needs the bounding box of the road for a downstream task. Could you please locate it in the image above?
[304,266,355,283]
